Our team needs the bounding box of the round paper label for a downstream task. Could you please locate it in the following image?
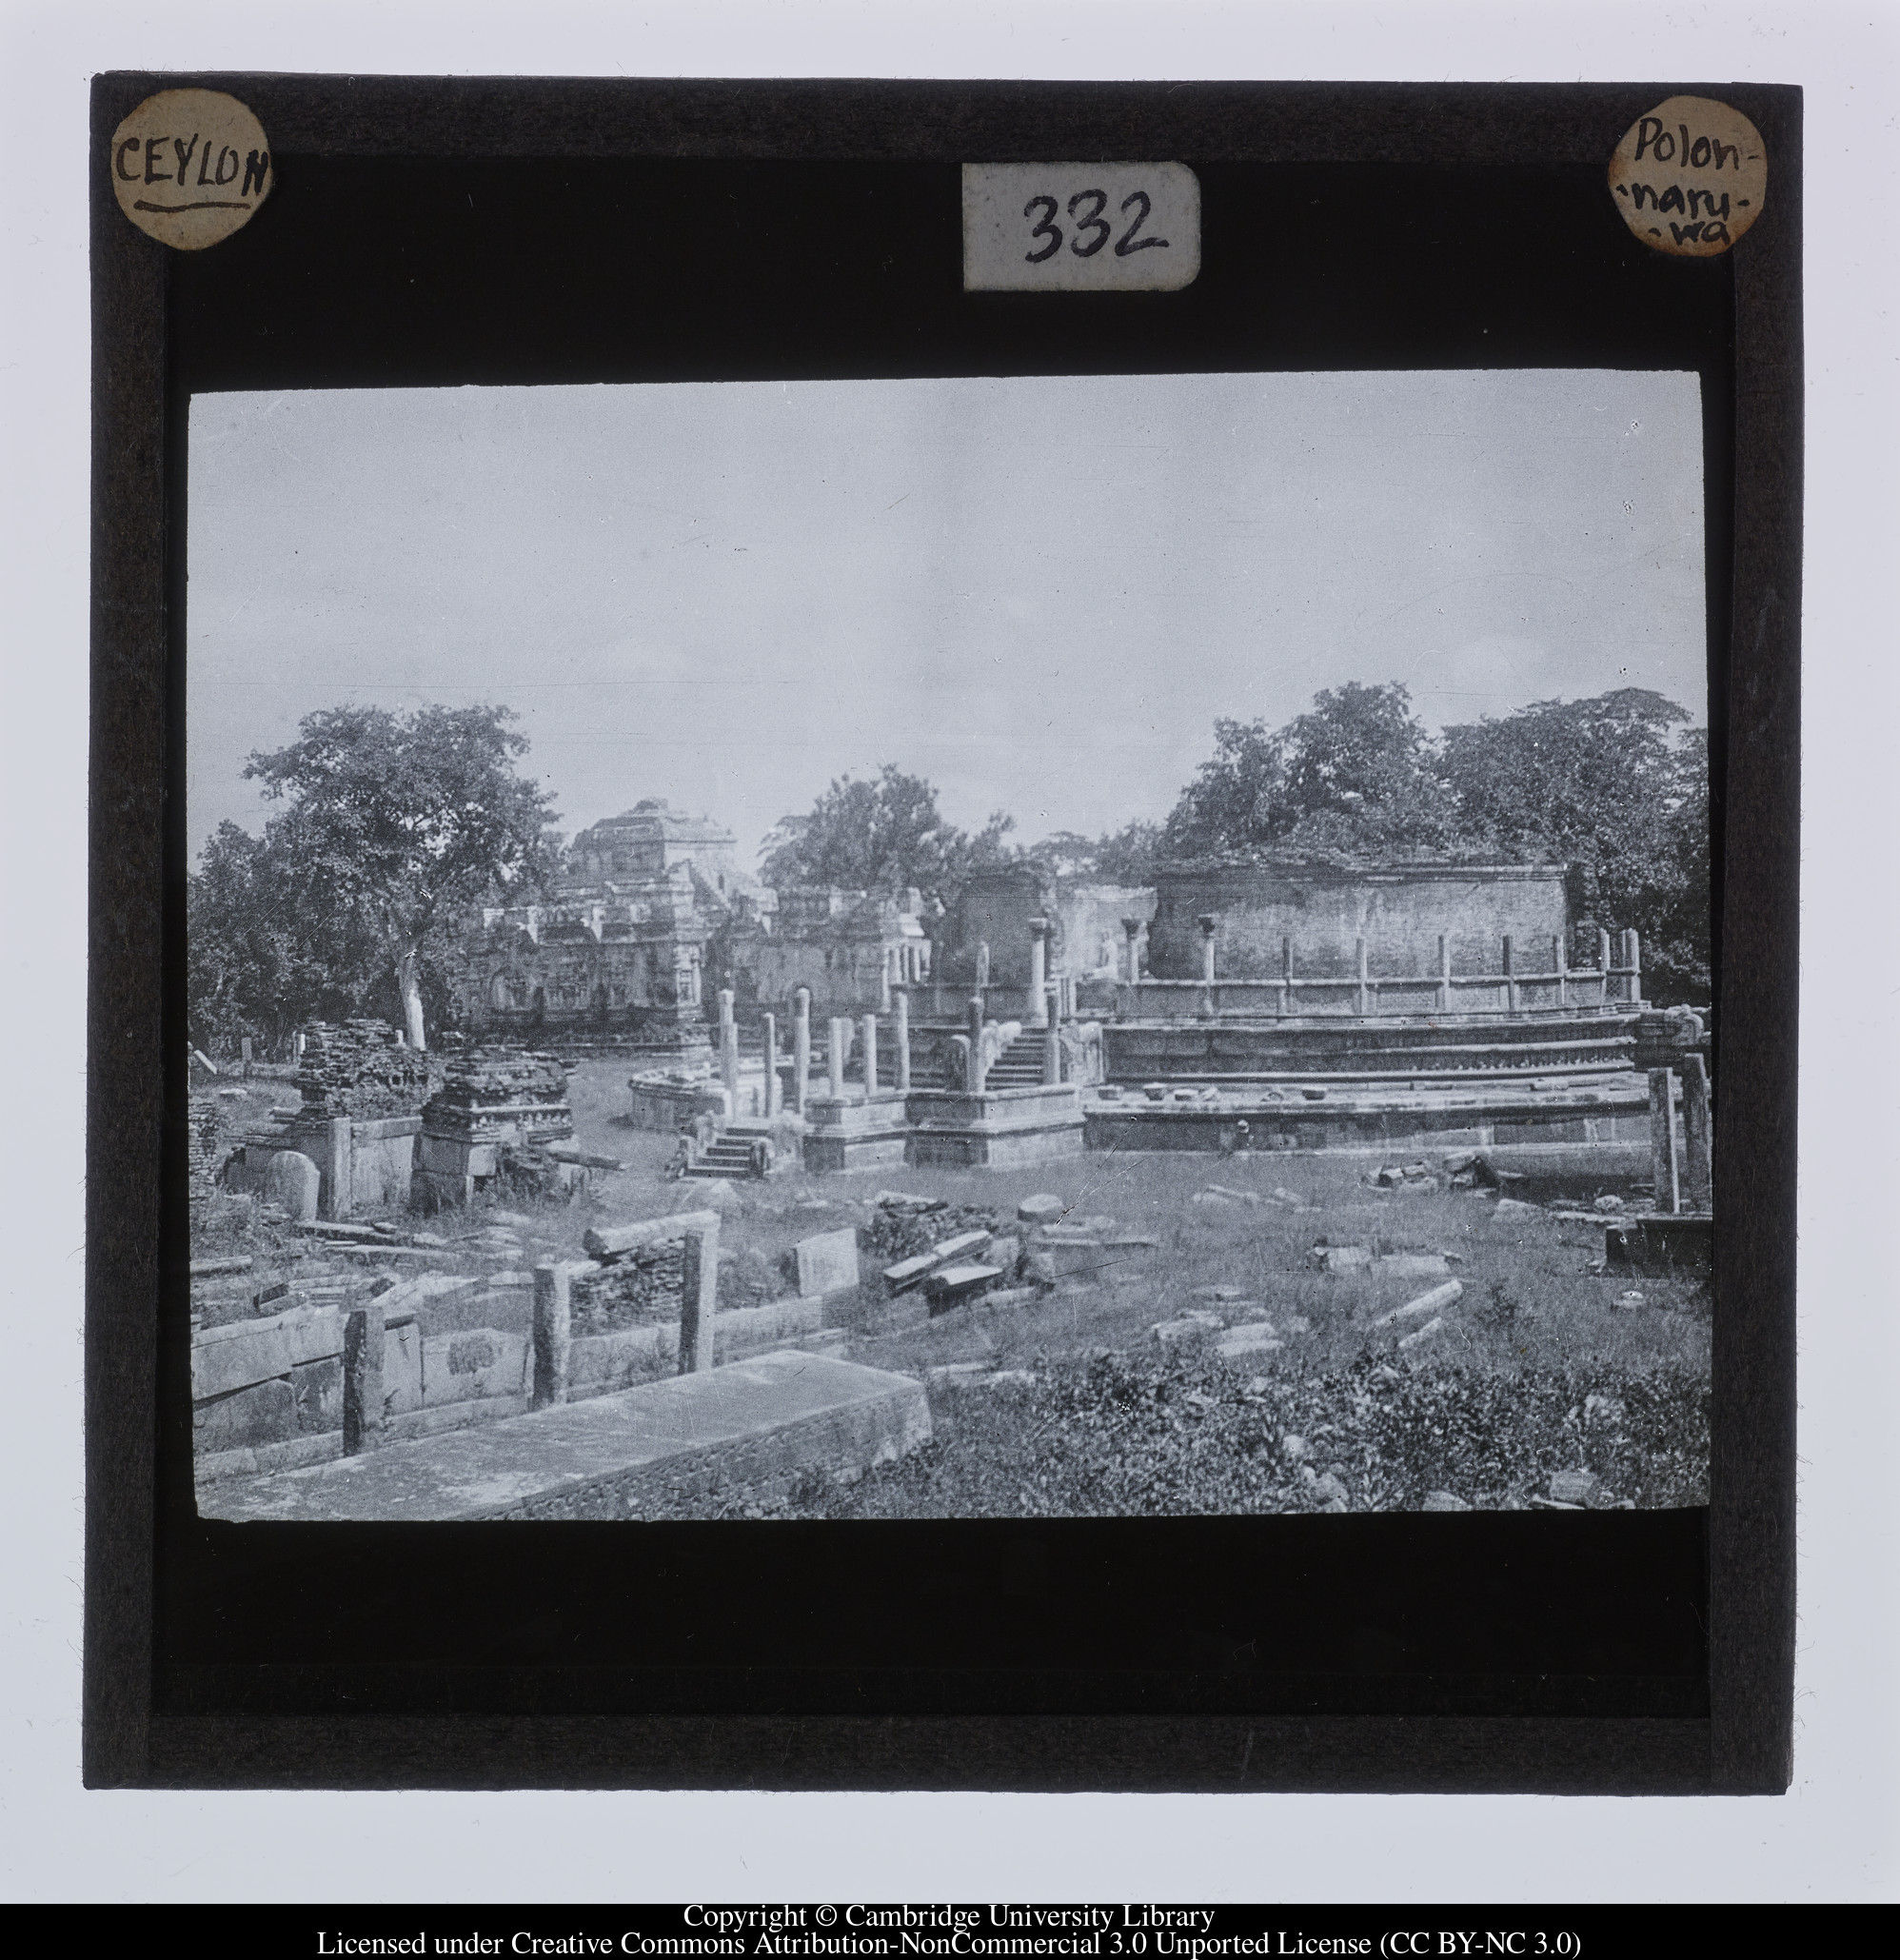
[1607,95,1765,258]
[109,89,272,250]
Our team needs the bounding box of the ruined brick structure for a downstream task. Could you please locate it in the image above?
[294,1019,439,1117]
[718,886,931,1020]
[453,799,934,1037]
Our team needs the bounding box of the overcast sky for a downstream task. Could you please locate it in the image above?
[187,368,1705,867]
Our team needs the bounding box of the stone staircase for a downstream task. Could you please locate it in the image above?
[683,1133,766,1180]
[985,1031,1049,1087]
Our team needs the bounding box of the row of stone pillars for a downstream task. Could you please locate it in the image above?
[716,984,920,1116]
[1173,921,1644,1015]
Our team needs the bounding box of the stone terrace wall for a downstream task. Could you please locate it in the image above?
[1147,863,1571,982]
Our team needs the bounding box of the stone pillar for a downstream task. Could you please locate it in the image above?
[1122,917,1143,986]
[827,1019,848,1100]
[1197,914,1217,1018]
[861,1013,879,1102]
[1027,919,1050,1027]
[1436,935,1452,1013]
[1281,935,1295,1018]
[893,986,912,1094]
[678,1219,721,1375]
[1554,934,1568,1009]
[1356,937,1370,1017]
[967,997,988,1094]
[762,1013,781,1118]
[532,1260,573,1410]
[1648,1068,1681,1214]
[1043,1013,1061,1086]
[324,1115,355,1220]
[793,986,811,1116]
[1625,929,1643,1005]
[1596,928,1613,1007]
[342,1296,386,1455]
[1502,936,1518,1016]
[718,989,739,1110]
[1681,1052,1713,1210]
[976,941,991,989]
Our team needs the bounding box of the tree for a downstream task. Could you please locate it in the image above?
[1440,688,1709,998]
[758,764,1016,901]
[240,703,559,1050]
[1030,820,1165,885]
[1164,683,1453,861]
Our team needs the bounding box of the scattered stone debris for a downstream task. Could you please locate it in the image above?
[1422,1490,1472,1511]
[1584,1394,1628,1427]
[1549,1469,1604,1507]
[1615,1290,1649,1309]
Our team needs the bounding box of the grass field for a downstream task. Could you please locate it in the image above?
[194,1058,1712,1515]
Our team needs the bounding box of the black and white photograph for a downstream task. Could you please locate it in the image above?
[183,366,1715,1525]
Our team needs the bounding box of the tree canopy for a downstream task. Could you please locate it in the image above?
[1163,682,1454,861]
[758,764,1018,901]
[200,702,559,1052]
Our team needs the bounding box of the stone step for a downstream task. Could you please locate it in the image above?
[195,1352,933,1522]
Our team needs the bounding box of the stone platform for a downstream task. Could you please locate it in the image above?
[1083,1078,1652,1158]
[197,1350,931,1521]
[905,1083,1086,1169]
[802,1093,914,1173]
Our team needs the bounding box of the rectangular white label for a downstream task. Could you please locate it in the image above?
[961,163,1201,291]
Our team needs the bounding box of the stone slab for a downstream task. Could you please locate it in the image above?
[795,1227,861,1298]
[198,1352,933,1522]
[194,1376,297,1453]
[263,1150,321,1221]
[420,1328,530,1408]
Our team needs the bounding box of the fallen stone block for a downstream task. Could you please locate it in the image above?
[929,1229,995,1264]
[988,1234,1020,1274]
[1216,1324,1283,1359]
[1151,1311,1222,1347]
[1309,1472,1349,1504]
[1396,1316,1446,1349]
[1491,1198,1542,1219]
[1205,1184,1264,1207]
[1421,1491,1471,1512]
[1373,1279,1464,1328]
[189,1256,254,1278]
[1269,1188,1308,1209]
[198,1352,934,1522]
[923,1262,1004,1312]
[1549,1469,1603,1507]
[1195,1284,1247,1303]
[1190,1190,1239,1206]
[584,1211,722,1260]
[1017,1194,1067,1225]
[982,1369,1038,1388]
[1312,1244,1374,1273]
[982,1286,1039,1311]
